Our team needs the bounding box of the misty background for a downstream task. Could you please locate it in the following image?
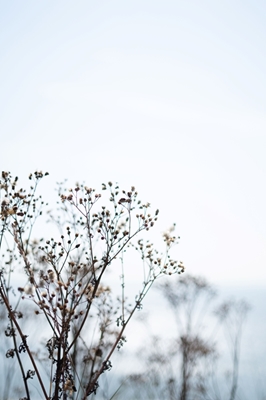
[1,1,266,398]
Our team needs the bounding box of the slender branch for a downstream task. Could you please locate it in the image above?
[0,286,49,400]
[10,317,31,399]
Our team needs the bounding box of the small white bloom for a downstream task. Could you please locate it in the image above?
[24,285,35,295]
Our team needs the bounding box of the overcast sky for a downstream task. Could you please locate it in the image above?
[1,0,266,287]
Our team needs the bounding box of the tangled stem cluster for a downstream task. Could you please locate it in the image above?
[0,171,184,400]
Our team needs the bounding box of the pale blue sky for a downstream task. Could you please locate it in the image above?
[1,0,266,286]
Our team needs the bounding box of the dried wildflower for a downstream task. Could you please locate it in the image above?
[24,285,35,296]
[0,172,183,400]
[47,269,55,281]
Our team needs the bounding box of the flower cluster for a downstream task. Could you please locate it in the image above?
[0,172,184,400]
